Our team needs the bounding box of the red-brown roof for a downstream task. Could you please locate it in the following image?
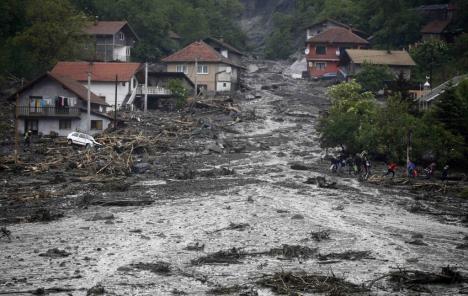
[85,21,127,35]
[421,20,451,34]
[307,27,369,45]
[52,62,142,82]
[162,41,241,67]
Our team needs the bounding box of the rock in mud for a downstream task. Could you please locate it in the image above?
[88,212,115,221]
[290,163,311,170]
[132,162,151,174]
[305,176,337,189]
[291,214,304,220]
[86,284,105,295]
[406,239,428,246]
[205,143,223,154]
[39,248,71,258]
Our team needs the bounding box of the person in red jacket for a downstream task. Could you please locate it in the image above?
[384,161,397,177]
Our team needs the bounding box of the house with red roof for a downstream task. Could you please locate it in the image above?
[51,62,142,109]
[84,21,139,62]
[8,72,111,136]
[305,26,369,78]
[162,41,244,94]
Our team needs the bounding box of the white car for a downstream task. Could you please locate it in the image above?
[67,132,102,148]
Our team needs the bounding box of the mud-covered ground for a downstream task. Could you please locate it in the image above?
[1,60,467,295]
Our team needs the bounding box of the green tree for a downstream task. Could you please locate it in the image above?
[410,39,449,85]
[264,13,295,60]
[6,0,91,79]
[168,79,188,109]
[355,62,394,93]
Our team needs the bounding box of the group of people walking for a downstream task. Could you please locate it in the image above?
[329,150,450,181]
[329,150,371,179]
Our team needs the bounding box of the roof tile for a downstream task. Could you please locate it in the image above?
[345,49,416,66]
[51,62,142,82]
[307,27,369,45]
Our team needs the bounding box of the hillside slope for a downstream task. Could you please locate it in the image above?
[239,0,296,54]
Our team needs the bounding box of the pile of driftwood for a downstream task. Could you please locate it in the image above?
[257,271,367,295]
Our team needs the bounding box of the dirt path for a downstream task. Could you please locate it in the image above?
[1,60,467,295]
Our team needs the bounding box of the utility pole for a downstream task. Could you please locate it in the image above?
[87,63,92,132]
[144,62,148,112]
[114,75,118,130]
[14,94,19,164]
[406,129,413,168]
[194,57,198,96]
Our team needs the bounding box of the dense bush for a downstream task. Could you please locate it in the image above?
[318,80,466,166]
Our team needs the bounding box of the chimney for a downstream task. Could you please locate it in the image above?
[94,16,99,25]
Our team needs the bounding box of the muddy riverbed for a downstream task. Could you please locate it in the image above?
[1,60,467,295]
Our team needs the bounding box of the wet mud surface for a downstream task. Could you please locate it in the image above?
[1,60,467,295]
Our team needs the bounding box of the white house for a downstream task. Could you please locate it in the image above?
[9,72,111,137]
[84,21,139,62]
[51,62,142,109]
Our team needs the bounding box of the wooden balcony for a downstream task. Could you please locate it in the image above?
[17,106,81,118]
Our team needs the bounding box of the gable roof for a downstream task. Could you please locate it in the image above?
[307,27,369,45]
[51,62,142,82]
[421,20,451,34]
[84,21,139,40]
[8,72,108,106]
[345,49,416,66]
[203,37,244,56]
[305,18,369,38]
[162,41,242,68]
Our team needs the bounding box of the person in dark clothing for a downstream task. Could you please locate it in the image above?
[23,129,32,151]
[441,165,449,181]
[384,162,397,177]
[424,162,436,179]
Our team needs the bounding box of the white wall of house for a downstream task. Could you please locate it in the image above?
[18,113,111,137]
[216,81,231,92]
[82,80,133,109]
[17,77,78,107]
[113,46,130,62]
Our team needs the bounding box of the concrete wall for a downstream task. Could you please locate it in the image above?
[167,63,240,92]
[167,63,217,91]
[18,77,79,107]
[18,113,111,137]
[82,80,133,109]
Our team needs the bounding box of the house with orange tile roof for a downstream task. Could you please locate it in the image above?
[305,26,369,79]
[51,62,142,109]
[84,21,139,62]
[162,41,244,94]
[8,72,111,136]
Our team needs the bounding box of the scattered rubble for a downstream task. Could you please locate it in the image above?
[310,229,331,241]
[257,271,367,295]
[317,251,372,262]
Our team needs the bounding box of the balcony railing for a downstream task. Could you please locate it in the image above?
[18,106,81,118]
[137,85,172,96]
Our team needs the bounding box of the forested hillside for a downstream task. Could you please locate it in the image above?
[263,0,468,59]
[0,0,246,88]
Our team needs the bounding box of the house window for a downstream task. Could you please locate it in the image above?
[59,119,72,130]
[119,32,124,41]
[91,120,103,130]
[316,45,326,55]
[126,47,131,56]
[176,64,188,74]
[315,62,327,70]
[197,64,209,74]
